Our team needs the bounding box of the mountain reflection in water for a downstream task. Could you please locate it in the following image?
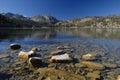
[0,27,120,45]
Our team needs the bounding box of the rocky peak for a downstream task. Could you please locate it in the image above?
[2,12,28,20]
[31,15,58,24]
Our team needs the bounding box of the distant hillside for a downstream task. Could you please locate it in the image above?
[1,12,120,28]
[55,15,120,28]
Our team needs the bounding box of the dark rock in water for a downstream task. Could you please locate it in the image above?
[29,57,44,68]
[10,43,21,50]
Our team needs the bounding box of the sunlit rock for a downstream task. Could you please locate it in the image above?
[50,53,72,63]
[18,50,36,60]
[117,75,120,80]
[10,43,21,50]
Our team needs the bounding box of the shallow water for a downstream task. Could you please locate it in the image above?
[0,27,120,80]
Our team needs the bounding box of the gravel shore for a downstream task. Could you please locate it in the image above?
[0,39,120,80]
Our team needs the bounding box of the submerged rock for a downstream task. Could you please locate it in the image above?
[103,62,117,68]
[0,54,10,58]
[37,68,86,80]
[86,72,100,80]
[18,50,36,60]
[10,43,21,50]
[50,50,64,55]
[28,57,43,68]
[81,61,105,70]
[31,47,38,51]
[50,53,72,63]
[82,53,96,60]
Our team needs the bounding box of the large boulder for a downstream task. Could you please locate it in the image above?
[18,50,36,60]
[50,53,72,63]
[10,43,21,50]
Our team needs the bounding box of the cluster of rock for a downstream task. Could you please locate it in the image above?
[9,43,119,80]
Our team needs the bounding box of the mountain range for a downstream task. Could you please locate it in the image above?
[1,12,120,28]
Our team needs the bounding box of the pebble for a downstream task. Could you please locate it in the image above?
[82,53,96,60]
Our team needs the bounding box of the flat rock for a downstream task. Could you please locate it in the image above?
[0,54,10,58]
[103,62,117,68]
[57,45,70,50]
[75,63,86,68]
[50,53,72,63]
[50,50,64,55]
[81,61,105,70]
[86,72,100,79]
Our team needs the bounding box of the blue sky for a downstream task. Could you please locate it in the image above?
[0,0,120,20]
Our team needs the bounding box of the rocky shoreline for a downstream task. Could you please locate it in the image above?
[0,39,120,80]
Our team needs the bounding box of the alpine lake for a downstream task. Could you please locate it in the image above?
[0,27,120,80]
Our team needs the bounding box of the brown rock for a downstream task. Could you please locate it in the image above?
[82,54,96,60]
[31,47,38,51]
[0,54,10,58]
[117,75,120,80]
[103,62,117,68]
[57,45,70,50]
[86,72,100,80]
[81,61,105,70]
[50,50,64,55]
[75,63,86,68]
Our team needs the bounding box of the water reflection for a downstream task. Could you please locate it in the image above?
[56,27,120,40]
[0,27,120,45]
